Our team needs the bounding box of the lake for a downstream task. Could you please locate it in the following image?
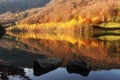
[0,27,120,80]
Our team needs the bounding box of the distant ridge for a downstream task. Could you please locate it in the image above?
[0,0,50,14]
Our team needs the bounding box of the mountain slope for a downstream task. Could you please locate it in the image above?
[0,8,42,25]
[20,0,120,25]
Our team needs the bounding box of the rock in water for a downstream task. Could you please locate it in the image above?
[0,24,5,39]
[33,58,63,76]
[67,60,91,76]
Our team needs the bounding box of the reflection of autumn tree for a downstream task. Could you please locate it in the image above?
[108,42,117,54]
[19,37,120,70]
[7,29,120,70]
[106,41,120,57]
[97,39,120,57]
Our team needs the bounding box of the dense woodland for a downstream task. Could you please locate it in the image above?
[20,0,120,25]
[0,0,120,30]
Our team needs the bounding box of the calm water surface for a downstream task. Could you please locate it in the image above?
[0,28,120,80]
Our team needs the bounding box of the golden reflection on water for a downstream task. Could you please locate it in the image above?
[6,30,120,70]
[7,30,90,45]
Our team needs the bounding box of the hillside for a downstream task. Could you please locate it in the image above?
[0,0,51,25]
[20,0,120,25]
[0,0,50,14]
[0,8,42,25]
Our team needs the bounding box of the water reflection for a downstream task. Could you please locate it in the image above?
[6,29,120,70]
[1,27,120,79]
[0,47,46,67]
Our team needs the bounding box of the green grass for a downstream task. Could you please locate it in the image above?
[99,22,120,28]
[98,35,120,41]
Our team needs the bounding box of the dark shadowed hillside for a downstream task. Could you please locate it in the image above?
[0,8,42,25]
[0,0,50,14]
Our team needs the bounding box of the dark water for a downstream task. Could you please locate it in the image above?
[0,28,120,80]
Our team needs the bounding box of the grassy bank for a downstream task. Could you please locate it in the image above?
[98,35,120,41]
[99,22,120,28]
